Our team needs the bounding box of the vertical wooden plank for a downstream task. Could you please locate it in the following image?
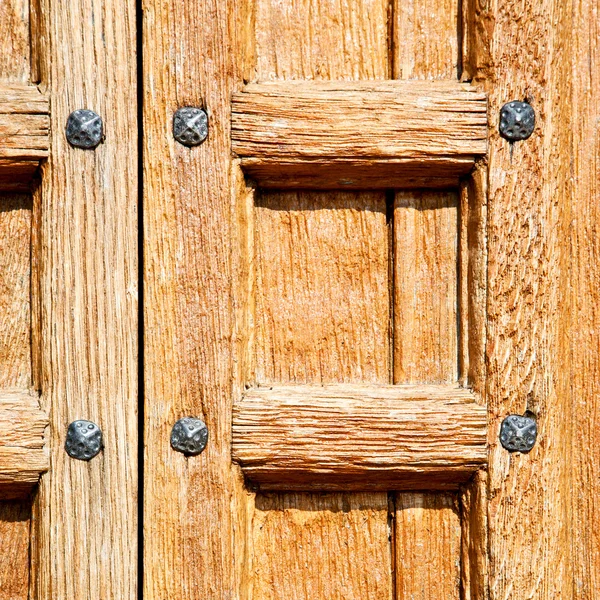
[391,3,463,599]
[247,2,392,599]
[464,0,574,597]
[395,494,461,598]
[0,1,37,594]
[571,0,600,595]
[255,0,389,82]
[0,502,30,600]
[143,0,247,597]
[393,191,458,385]
[393,0,459,80]
[254,192,389,385]
[32,0,138,596]
[0,194,32,389]
[0,0,30,82]
[249,493,392,599]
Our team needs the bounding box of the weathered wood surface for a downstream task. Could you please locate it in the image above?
[463,0,575,597]
[391,2,474,597]
[143,0,247,596]
[395,494,461,599]
[254,192,389,385]
[232,81,487,188]
[247,493,392,599]
[394,191,458,384]
[0,194,33,388]
[32,0,139,596]
[571,0,600,595]
[0,84,49,190]
[242,0,394,597]
[0,391,47,499]
[0,0,30,82]
[0,502,31,599]
[233,384,486,490]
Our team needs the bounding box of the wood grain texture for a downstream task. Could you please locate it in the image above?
[233,384,487,491]
[571,0,600,595]
[394,191,458,384]
[253,0,389,82]
[143,0,246,597]
[463,0,574,597]
[0,84,49,190]
[0,391,47,499]
[254,192,389,384]
[0,502,31,600]
[247,493,392,599]
[0,0,30,82]
[393,0,459,80]
[232,81,487,188]
[395,494,461,599]
[0,194,32,388]
[245,1,393,598]
[391,4,471,599]
[33,0,138,596]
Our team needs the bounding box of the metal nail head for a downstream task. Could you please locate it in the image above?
[65,109,104,149]
[65,420,104,461]
[499,101,535,142]
[170,417,208,456]
[500,414,537,453]
[173,107,208,147]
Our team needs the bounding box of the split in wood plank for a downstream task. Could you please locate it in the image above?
[233,384,487,491]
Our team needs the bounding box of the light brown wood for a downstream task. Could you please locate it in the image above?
[143,0,247,596]
[0,84,49,190]
[395,494,461,599]
[254,191,389,384]
[32,0,138,596]
[247,493,392,600]
[0,391,47,499]
[0,194,32,388]
[463,0,574,597]
[394,191,458,384]
[0,0,30,82]
[240,1,394,598]
[232,81,487,188]
[391,3,472,598]
[0,502,31,600]
[571,0,600,594]
[394,0,459,81]
[233,384,486,491]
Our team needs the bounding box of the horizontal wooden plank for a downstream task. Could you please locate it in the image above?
[231,81,487,188]
[0,84,49,190]
[0,390,48,499]
[232,384,487,491]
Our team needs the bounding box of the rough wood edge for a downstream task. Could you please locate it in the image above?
[0,390,48,499]
[231,80,487,187]
[0,83,49,190]
[232,384,487,491]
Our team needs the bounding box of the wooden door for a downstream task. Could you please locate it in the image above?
[0,0,598,598]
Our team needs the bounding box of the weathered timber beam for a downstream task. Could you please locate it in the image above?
[232,384,488,492]
[0,391,49,499]
[0,84,50,191]
[231,81,487,189]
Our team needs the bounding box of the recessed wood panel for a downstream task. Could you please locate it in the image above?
[393,190,458,384]
[0,194,32,388]
[395,494,461,599]
[0,502,31,600]
[248,493,392,600]
[254,191,389,384]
